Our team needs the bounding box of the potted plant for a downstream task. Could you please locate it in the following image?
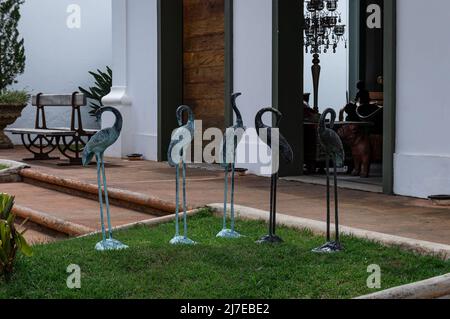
[0,0,28,149]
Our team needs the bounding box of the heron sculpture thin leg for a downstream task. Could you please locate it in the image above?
[312,156,342,253]
[96,154,107,243]
[326,155,331,242]
[271,172,279,237]
[230,163,237,233]
[220,167,229,232]
[333,155,341,246]
[95,154,128,251]
[101,154,113,239]
[217,162,242,239]
[257,173,283,244]
[170,160,196,245]
[175,163,181,237]
[182,160,189,240]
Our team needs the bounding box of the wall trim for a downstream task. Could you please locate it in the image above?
[224,0,234,127]
[272,0,304,177]
[157,0,183,161]
[383,0,397,194]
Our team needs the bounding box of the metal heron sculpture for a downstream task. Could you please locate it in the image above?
[313,108,345,253]
[217,93,246,239]
[82,106,128,251]
[255,108,294,244]
[168,105,196,245]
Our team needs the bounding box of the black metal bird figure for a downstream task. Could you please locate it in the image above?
[82,106,128,251]
[255,108,294,244]
[217,93,246,238]
[167,105,196,245]
[313,108,345,253]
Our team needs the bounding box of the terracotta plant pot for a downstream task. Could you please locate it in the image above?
[0,104,26,149]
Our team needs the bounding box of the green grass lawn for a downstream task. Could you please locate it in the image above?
[0,164,8,171]
[1,210,449,299]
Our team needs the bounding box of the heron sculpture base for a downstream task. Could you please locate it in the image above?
[170,236,196,246]
[217,229,242,239]
[257,234,284,245]
[95,238,129,251]
[312,241,343,254]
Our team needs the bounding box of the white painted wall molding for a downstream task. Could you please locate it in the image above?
[103,0,131,157]
[102,86,131,107]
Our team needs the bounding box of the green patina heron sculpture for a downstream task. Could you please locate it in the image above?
[313,108,345,253]
[255,108,294,244]
[217,93,246,239]
[168,105,196,245]
[82,106,128,251]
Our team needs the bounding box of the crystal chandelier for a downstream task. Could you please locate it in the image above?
[304,0,347,112]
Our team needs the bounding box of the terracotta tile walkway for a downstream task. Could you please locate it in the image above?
[1,147,450,245]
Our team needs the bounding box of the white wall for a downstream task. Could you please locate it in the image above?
[394,0,450,198]
[7,0,112,143]
[126,0,159,160]
[102,0,158,161]
[233,0,273,175]
[304,0,349,113]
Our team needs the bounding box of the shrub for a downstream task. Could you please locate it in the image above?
[0,90,29,105]
[79,66,113,119]
[0,193,32,281]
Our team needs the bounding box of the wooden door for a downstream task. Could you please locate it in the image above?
[183,0,225,131]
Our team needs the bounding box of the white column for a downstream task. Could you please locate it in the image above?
[102,0,132,158]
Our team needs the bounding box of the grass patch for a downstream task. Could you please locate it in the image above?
[0,164,8,171]
[0,90,29,105]
[1,210,449,299]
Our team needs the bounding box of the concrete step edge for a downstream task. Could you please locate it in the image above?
[12,204,94,237]
[19,168,189,216]
[355,273,450,299]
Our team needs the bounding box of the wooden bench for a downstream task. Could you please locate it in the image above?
[6,92,99,165]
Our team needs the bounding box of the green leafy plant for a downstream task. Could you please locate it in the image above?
[79,66,112,119]
[0,193,32,281]
[0,89,28,105]
[0,0,26,94]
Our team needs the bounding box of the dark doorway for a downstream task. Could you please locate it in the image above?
[295,0,395,194]
[360,0,384,93]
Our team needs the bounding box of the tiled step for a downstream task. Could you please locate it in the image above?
[15,217,68,245]
[20,169,187,216]
[1,183,159,238]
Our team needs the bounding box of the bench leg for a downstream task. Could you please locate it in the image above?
[57,135,87,166]
[20,134,60,161]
